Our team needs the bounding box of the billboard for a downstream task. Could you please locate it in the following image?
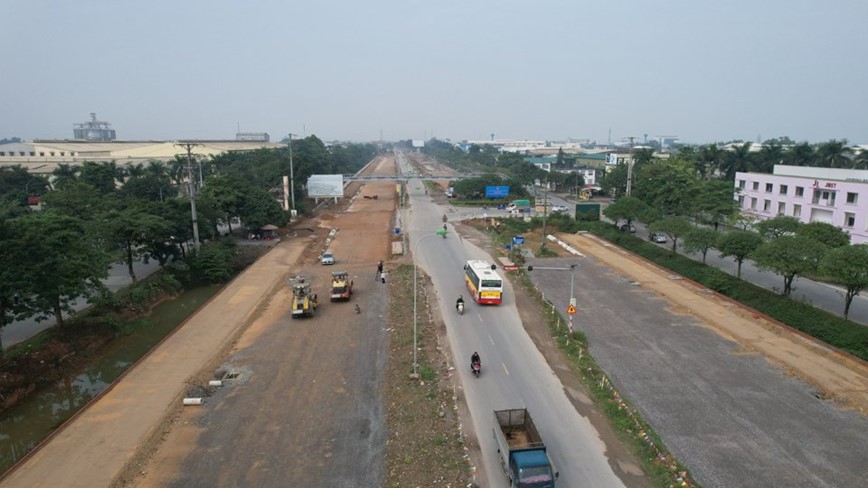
[412,140,425,148]
[485,185,510,198]
[575,203,601,221]
[307,174,344,198]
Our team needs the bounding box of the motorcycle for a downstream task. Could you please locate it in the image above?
[457,301,465,315]
[471,360,481,378]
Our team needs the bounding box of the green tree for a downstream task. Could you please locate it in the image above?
[238,186,287,230]
[40,180,106,220]
[650,216,693,254]
[0,216,29,355]
[755,215,801,240]
[796,221,850,248]
[683,226,720,263]
[718,231,763,278]
[12,212,110,327]
[696,144,724,180]
[784,142,814,167]
[815,139,852,168]
[755,142,784,174]
[719,142,753,180]
[599,162,628,197]
[689,179,738,228]
[752,235,827,296]
[602,196,648,230]
[633,159,699,215]
[820,244,868,319]
[200,174,244,233]
[103,207,174,281]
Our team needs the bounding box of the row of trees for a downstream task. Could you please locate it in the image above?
[0,136,379,354]
[605,199,868,319]
[419,139,584,194]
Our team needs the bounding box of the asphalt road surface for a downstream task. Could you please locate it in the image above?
[525,244,868,487]
[404,185,630,487]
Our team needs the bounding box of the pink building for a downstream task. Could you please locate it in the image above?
[735,165,868,244]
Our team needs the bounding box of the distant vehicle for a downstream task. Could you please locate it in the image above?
[321,251,335,265]
[552,205,568,213]
[493,408,558,487]
[496,203,506,210]
[617,221,637,233]
[506,199,532,213]
[650,232,668,243]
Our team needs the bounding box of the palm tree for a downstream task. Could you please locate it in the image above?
[815,139,852,168]
[755,142,784,174]
[784,142,814,166]
[696,144,724,179]
[720,142,753,180]
[853,149,868,169]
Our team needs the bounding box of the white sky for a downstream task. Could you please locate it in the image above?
[2,0,866,145]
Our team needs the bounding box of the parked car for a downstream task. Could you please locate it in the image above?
[321,251,335,265]
[552,205,568,213]
[617,221,637,233]
[650,232,668,243]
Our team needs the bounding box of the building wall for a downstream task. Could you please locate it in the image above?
[735,168,868,244]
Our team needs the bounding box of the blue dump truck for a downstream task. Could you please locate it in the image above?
[493,408,559,487]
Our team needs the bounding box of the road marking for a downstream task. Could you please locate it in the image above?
[488,334,495,345]
[502,363,510,375]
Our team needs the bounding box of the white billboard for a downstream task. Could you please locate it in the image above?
[307,174,344,198]
[412,140,425,148]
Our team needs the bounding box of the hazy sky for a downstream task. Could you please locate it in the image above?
[2,0,866,145]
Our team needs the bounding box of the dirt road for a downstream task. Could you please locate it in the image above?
[0,156,399,487]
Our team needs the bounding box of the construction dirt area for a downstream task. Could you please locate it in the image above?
[5,150,868,487]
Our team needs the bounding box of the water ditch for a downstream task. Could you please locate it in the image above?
[0,285,221,475]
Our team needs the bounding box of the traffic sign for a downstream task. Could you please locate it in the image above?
[503,265,518,271]
[566,304,576,315]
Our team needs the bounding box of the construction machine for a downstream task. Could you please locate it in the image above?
[290,278,318,318]
[330,271,353,302]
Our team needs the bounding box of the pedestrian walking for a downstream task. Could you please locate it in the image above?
[355,304,361,314]
[376,260,384,281]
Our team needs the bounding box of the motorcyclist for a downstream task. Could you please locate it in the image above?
[456,295,465,311]
[471,351,481,370]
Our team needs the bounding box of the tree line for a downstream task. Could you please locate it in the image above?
[0,136,379,354]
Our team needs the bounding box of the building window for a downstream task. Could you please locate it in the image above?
[795,186,804,197]
[738,195,745,207]
[28,152,34,156]
[751,197,757,210]
[60,152,65,156]
[763,200,771,212]
[39,152,45,156]
[845,212,856,227]
[847,192,858,204]
[778,202,785,215]
[738,180,746,189]
[779,184,788,195]
[752,182,759,191]
[0,152,4,156]
[765,183,773,193]
[793,204,801,218]
[19,152,25,156]
[49,152,55,156]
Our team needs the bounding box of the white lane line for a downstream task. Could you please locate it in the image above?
[488,334,495,346]
[502,363,510,375]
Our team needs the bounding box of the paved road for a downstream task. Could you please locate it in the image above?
[405,186,630,487]
[525,250,868,488]
[1,259,162,349]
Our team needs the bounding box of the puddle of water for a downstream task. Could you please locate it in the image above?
[0,285,221,475]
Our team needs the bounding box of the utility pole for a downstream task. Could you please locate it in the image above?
[288,133,297,212]
[176,142,202,251]
[626,136,635,197]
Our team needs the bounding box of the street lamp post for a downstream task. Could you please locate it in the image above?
[288,133,297,211]
[412,232,441,378]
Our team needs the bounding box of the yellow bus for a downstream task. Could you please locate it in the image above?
[464,260,504,304]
